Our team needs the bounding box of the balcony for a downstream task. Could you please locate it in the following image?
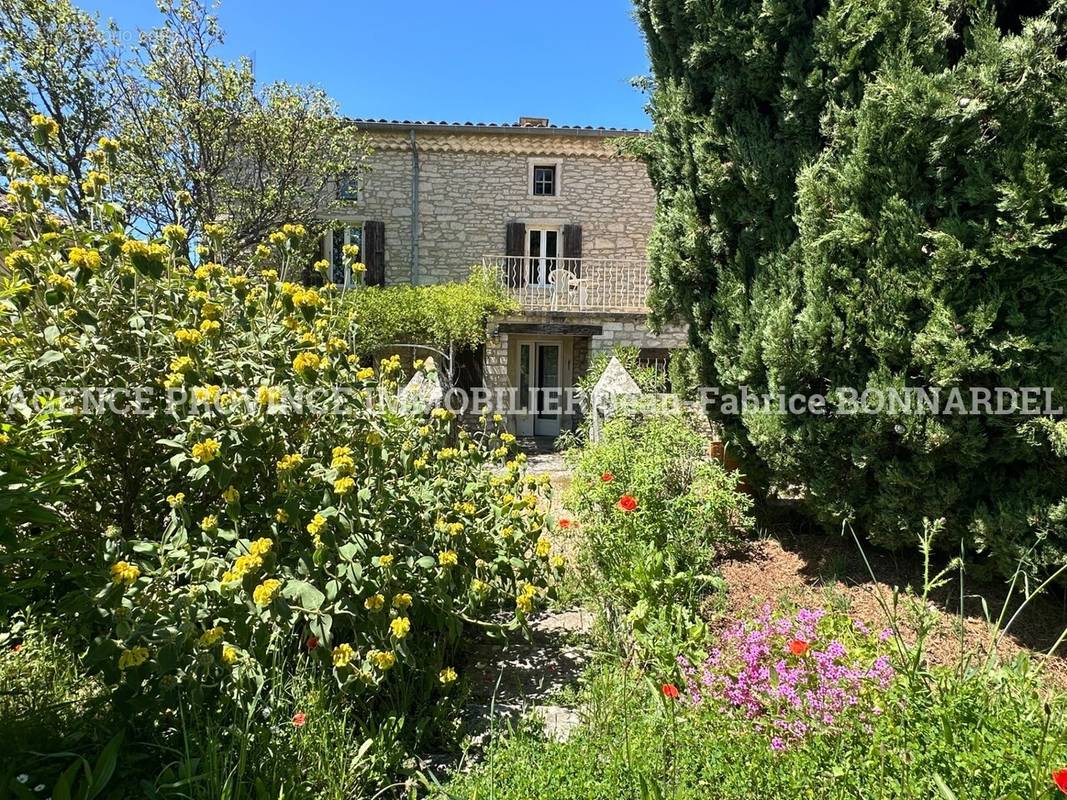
[482,255,650,313]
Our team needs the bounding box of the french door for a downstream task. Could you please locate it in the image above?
[526,227,559,286]
[516,339,562,437]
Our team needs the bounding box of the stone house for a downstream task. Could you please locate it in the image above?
[319,116,688,436]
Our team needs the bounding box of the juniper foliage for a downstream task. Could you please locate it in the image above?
[636,0,1067,576]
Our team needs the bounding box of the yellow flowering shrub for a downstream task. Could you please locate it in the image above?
[1,139,555,721]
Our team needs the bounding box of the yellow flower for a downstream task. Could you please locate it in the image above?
[175,328,203,347]
[413,457,427,470]
[200,302,223,321]
[500,432,516,444]
[332,643,355,668]
[170,356,195,374]
[222,485,240,504]
[293,351,322,377]
[365,431,383,447]
[162,223,187,243]
[233,554,262,576]
[535,537,552,557]
[438,550,458,567]
[97,135,120,155]
[199,319,221,337]
[378,554,394,568]
[45,272,75,293]
[369,649,395,671]
[67,247,101,272]
[191,438,220,464]
[551,554,567,569]
[364,593,385,611]
[332,453,354,475]
[333,476,355,495]
[389,617,411,639]
[166,492,185,508]
[198,626,225,648]
[356,367,375,381]
[118,646,149,670]
[392,593,412,610]
[110,560,140,586]
[200,514,219,533]
[221,646,238,666]
[306,513,327,536]
[253,578,282,606]
[438,667,458,685]
[276,453,304,472]
[4,151,31,171]
[471,578,489,594]
[257,385,281,406]
[516,593,534,614]
[448,522,464,537]
[326,337,347,354]
[248,537,273,557]
[275,507,289,523]
[30,113,58,139]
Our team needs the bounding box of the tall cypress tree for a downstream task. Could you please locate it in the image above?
[637,0,1067,577]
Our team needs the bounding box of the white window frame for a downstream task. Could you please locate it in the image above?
[324,224,364,287]
[527,158,562,198]
[524,223,562,287]
[335,174,363,203]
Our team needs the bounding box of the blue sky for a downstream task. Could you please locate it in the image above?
[80,0,653,130]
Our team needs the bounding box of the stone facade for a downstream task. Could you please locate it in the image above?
[325,119,689,423]
[330,122,655,285]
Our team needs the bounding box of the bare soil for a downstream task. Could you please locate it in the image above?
[713,532,1067,689]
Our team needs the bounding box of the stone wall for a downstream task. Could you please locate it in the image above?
[330,128,655,286]
[588,316,689,358]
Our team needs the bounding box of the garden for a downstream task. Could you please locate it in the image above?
[2,0,1067,797]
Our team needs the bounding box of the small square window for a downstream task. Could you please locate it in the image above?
[336,175,361,202]
[532,165,556,196]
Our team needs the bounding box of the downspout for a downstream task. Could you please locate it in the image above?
[410,127,420,285]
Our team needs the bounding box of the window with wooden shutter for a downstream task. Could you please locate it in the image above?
[505,221,526,288]
[363,220,385,287]
[562,223,582,278]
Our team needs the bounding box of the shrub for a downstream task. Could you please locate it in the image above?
[576,345,666,399]
[566,413,751,661]
[0,137,562,725]
[342,265,516,356]
[637,0,1067,578]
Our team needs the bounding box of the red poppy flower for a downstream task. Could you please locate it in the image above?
[617,495,638,512]
[11,643,21,653]
[600,472,614,482]
[306,636,318,651]
[787,639,810,656]
[558,518,572,529]
[292,712,306,728]
[1053,769,1067,794]
[661,683,680,699]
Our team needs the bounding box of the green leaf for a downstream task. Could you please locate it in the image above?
[932,775,958,800]
[415,556,435,569]
[283,580,324,611]
[33,350,65,368]
[87,731,123,798]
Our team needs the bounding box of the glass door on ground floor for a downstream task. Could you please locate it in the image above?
[515,338,562,437]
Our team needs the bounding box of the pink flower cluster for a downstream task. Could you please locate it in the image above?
[678,604,895,750]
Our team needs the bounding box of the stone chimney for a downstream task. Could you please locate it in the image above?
[517,116,549,128]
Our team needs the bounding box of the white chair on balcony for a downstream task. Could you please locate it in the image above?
[548,267,586,310]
